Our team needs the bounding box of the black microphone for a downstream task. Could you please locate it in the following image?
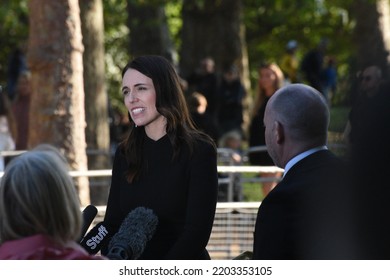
[107,207,158,260]
[78,205,98,242]
[79,222,113,255]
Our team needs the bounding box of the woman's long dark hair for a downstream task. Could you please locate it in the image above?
[120,55,215,183]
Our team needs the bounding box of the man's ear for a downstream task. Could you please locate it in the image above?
[275,121,284,144]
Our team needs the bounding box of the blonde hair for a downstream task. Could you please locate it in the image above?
[0,145,82,245]
[253,63,285,117]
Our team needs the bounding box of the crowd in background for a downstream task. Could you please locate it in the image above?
[1,39,387,202]
[1,39,390,260]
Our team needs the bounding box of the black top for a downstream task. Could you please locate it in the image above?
[301,49,324,92]
[217,78,245,136]
[104,134,218,259]
[187,72,219,117]
[248,97,274,166]
[190,111,220,143]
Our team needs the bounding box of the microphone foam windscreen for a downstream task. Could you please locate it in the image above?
[108,207,158,259]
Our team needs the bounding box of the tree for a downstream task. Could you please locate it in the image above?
[0,0,29,99]
[350,0,390,74]
[179,0,251,133]
[179,0,248,81]
[103,0,129,110]
[80,0,111,205]
[27,0,90,206]
[127,0,174,58]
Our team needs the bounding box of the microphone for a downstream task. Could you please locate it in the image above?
[107,207,158,260]
[78,205,98,242]
[79,222,113,255]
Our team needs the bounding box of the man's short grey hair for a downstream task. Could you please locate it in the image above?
[271,84,329,144]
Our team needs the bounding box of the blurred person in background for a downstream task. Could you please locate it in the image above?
[187,57,219,120]
[248,63,284,197]
[280,40,299,84]
[344,66,390,258]
[217,65,245,139]
[187,91,219,144]
[344,65,384,146]
[322,56,338,107]
[301,38,329,94]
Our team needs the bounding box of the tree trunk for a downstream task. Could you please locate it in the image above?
[377,0,390,70]
[351,0,390,74]
[179,0,251,133]
[127,1,173,59]
[180,0,248,79]
[80,0,111,206]
[27,0,90,206]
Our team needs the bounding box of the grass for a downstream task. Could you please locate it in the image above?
[241,173,264,202]
[329,105,350,133]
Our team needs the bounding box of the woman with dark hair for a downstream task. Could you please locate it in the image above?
[103,55,218,260]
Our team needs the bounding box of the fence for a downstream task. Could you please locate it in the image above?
[92,203,260,260]
[0,144,346,260]
[207,202,260,259]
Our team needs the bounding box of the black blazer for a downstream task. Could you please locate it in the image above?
[252,150,358,259]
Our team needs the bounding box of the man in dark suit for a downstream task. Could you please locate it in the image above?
[252,83,358,259]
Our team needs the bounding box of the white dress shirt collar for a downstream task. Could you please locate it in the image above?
[283,146,328,177]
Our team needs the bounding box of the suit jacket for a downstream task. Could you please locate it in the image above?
[252,150,358,259]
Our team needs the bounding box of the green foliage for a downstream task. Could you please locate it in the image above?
[243,0,355,92]
[0,0,29,85]
[103,0,130,112]
[242,174,264,202]
[329,105,350,132]
[0,0,367,114]
[166,1,183,50]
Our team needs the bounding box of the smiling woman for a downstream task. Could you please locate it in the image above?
[103,55,218,260]
[122,68,165,139]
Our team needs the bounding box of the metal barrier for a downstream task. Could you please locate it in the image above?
[93,202,260,260]
[208,202,260,259]
[0,148,284,197]
[1,144,346,259]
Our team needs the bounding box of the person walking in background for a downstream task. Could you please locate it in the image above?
[344,67,390,258]
[0,145,105,259]
[301,38,329,94]
[248,63,284,197]
[322,56,338,106]
[187,91,219,143]
[187,57,219,119]
[280,40,299,84]
[217,65,245,139]
[6,44,28,101]
[103,55,218,260]
[252,84,357,259]
[218,129,244,202]
[344,65,384,146]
